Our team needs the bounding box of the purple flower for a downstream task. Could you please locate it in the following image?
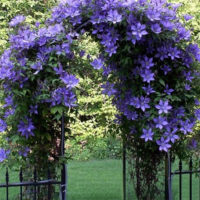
[51,87,77,107]
[195,109,200,120]
[156,46,169,61]
[184,14,193,21]
[188,139,198,149]
[156,137,171,152]
[4,108,15,118]
[180,120,194,135]
[60,73,79,88]
[164,85,174,95]
[29,105,38,115]
[102,82,117,96]
[142,85,155,95]
[184,71,194,82]
[9,15,26,27]
[141,128,154,142]
[195,99,200,106]
[129,97,140,107]
[185,83,191,91]
[107,10,122,24]
[161,20,174,31]
[168,47,180,60]
[124,109,138,121]
[19,147,30,157]
[54,63,65,76]
[140,56,154,69]
[164,128,179,143]
[146,9,160,21]
[140,69,155,83]
[131,23,148,40]
[161,65,171,75]
[46,24,64,37]
[0,119,7,132]
[153,116,168,130]
[18,118,35,139]
[31,62,43,74]
[151,24,162,34]
[174,107,185,117]
[0,149,10,162]
[3,95,13,108]
[90,59,104,70]
[178,27,191,41]
[155,100,172,114]
[135,96,150,112]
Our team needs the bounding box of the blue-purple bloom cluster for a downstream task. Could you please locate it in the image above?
[18,118,35,139]
[0,0,200,155]
[0,149,10,162]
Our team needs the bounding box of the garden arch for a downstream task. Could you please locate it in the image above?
[1,0,200,199]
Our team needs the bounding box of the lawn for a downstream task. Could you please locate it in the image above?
[0,159,199,199]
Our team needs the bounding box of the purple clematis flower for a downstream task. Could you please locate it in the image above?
[19,147,30,157]
[164,85,174,95]
[107,10,122,24]
[180,120,194,135]
[153,116,168,130]
[31,62,43,74]
[140,69,155,83]
[140,56,154,69]
[142,85,155,95]
[155,100,172,114]
[185,83,191,91]
[29,105,38,115]
[134,96,150,112]
[163,128,179,143]
[151,23,162,34]
[60,73,79,88]
[0,119,7,132]
[18,118,35,139]
[0,149,10,162]
[195,109,200,120]
[102,82,117,96]
[9,15,26,27]
[90,58,104,70]
[141,128,154,142]
[156,137,171,152]
[184,14,193,21]
[131,23,148,40]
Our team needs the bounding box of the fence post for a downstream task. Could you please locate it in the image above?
[189,158,193,200]
[6,168,9,200]
[123,138,126,200]
[20,168,23,200]
[165,152,172,200]
[60,112,66,200]
[165,153,169,200]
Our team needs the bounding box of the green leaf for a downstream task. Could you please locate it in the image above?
[159,79,165,86]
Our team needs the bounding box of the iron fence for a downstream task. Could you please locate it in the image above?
[168,154,200,200]
[123,148,200,200]
[0,113,66,200]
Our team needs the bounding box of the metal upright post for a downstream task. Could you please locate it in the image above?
[61,112,66,200]
[123,138,126,200]
[165,152,172,200]
[168,152,172,200]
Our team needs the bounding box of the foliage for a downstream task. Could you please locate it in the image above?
[170,0,200,43]
[0,0,56,53]
[67,36,119,161]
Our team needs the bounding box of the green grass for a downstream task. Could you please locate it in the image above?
[0,159,199,199]
[67,159,122,200]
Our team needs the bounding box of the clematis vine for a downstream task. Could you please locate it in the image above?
[0,0,200,161]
